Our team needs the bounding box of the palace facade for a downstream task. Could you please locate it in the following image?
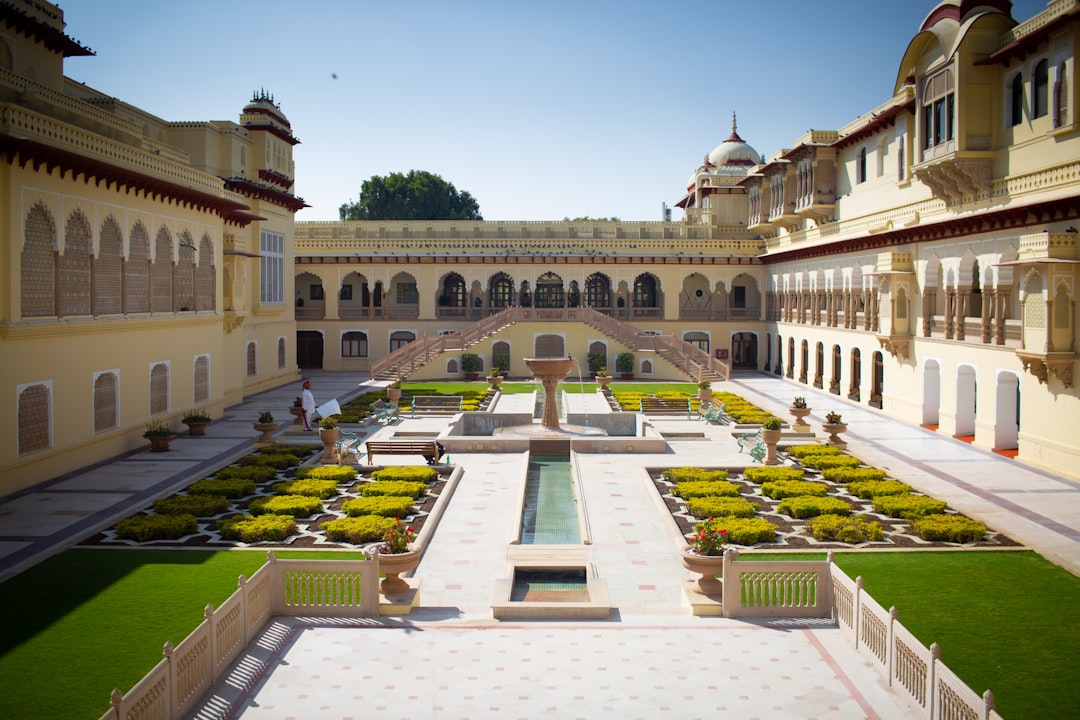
[2,0,1079,493]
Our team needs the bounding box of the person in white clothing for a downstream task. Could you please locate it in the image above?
[300,380,316,431]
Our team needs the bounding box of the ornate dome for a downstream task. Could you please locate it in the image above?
[707,113,761,172]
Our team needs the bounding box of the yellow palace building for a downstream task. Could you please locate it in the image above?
[3,0,1079,493]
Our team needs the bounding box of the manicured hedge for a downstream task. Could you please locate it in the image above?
[873,494,948,519]
[370,466,438,483]
[761,479,829,499]
[686,496,759,518]
[662,467,728,483]
[296,466,357,482]
[913,514,988,542]
[674,480,741,499]
[238,452,299,469]
[249,495,323,518]
[822,467,888,483]
[785,444,843,459]
[777,495,853,518]
[846,479,912,499]
[743,467,805,484]
[800,454,862,470]
[807,515,884,543]
[322,515,398,543]
[357,481,428,499]
[700,517,777,545]
[188,477,256,498]
[342,496,415,518]
[271,479,339,499]
[255,446,303,458]
[214,465,279,482]
[218,514,297,542]
[153,495,230,517]
[115,513,198,541]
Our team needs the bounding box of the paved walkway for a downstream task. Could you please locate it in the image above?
[3,373,1078,719]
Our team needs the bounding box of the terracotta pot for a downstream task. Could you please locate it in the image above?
[184,422,207,437]
[376,545,421,595]
[253,422,277,444]
[698,388,713,403]
[147,435,173,452]
[679,547,724,595]
[387,388,402,402]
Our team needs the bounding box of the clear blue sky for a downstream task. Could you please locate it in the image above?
[57,0,1048,222]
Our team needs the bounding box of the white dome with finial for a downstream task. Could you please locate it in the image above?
[706,112,761,173]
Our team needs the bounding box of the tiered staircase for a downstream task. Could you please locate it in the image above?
[369,306,729,382]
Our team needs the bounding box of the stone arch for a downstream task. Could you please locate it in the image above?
[534,333,565,357]
[339,270,369,316]
[18,383,51,455]
[175,231,196,311]
[150,362,169,415]
[956,365,977,437]
[194,355,210,403]
[295,271,325,318]
[151,226,173,313]
[389,271,418,317]
[124,222,151,313]
[93,371,118,433]
[246,341,257,376]
[94,216,124,315]
[195,234,215,311]
[923,358,941,426]
[730,272,759,319]
[21,201,57,317]
[59,209,93,316]
[585,272,612,309]
[681,272,711,315]
[535,272,565,309]
[632,272,661,315]
[489,271,515,309]
[994,370,1020,450]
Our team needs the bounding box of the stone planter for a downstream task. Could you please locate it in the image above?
[789,407,811,432]
[761,428,782,465]
[821,422,848,448]
[184,422,208,437]
[698,388,713,403]
[679,547,724,595]
[146,434,174,452]
[253,422,277,444]
[487,376,503,388]
[595,375,613,388]
[376,545,421,595]
[387,387,402,402]
[318,426,340,463]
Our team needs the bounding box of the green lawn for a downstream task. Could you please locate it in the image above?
[401,381,697,396]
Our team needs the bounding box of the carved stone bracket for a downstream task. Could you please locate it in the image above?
[223,311,248,334]
[876,334,912,360]
[1016,351,1076,389]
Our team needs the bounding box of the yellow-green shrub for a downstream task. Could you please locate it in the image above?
[358,481,428,499]
[801,454,862,470]
[116,513,197,541]
[342,496,415,518]
[153,495,229,517]
[215,465,278,482]
[744,467,804,483]
[777,495,852,518]
[808,515,884,543]
[913,514,987,542]
[822,467,887,483]
[238,452,299,469]
[322,515,397,543]
[674,480,741,499]
[249,495,323,517]
[371,466,437,483]
[701,517,777,545]
[188,477,256,498]
[218,515,296,542]
[271,479,339,499]
[296,465,357,482]
[846,479,912,499]
[761,480,829,499]
[873,494,948,519]
[686,496,759,518]
[786,444,842,458]
[662,467,728,483]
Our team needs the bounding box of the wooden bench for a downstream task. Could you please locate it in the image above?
[639,397,692,420]
[365,441,442,464]
[736,429,766,463]
[410,395,463,417]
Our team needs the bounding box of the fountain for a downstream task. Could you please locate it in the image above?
[525,357,576,431]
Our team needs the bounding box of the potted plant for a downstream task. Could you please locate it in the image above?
[181,408,211,436]
[461,352,481,380]
[761,417,783,465]
[829,379,841,395]
[586,350,606,377]
[142,419,176,452]
[789,396,811,431]
[387,380,402,403]
[680,518,727,595]
[253,411,277,443]
[289,396,304,420]
[616,351,635,380]
[822,411,847,447]
[698,380,712,403]
[594,366,613,388]
[487,367,503,387]
[493,353,511,377]
[317,415,340,462]
[375,518,420,595]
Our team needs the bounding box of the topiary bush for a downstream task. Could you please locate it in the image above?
[743,466,805,484]
[153,495,230,517]
[662,467,728,483]
[701,517,777,545]
[800,454,863,470]
[322,515,398,544]
[115,513,198,541]
[296,465,358,482]
[777,495,853,518]
[785,444,842,459]
[673,480,741,499]
[218,514,297,542]
[188,477,257,498]
[357,480,428,499]
[271,479,339,499]
[873,494,948,519]
[342,496,415,518]
[913,514,988,542]
[846,479,912,499]
[249,494,323,517]
[238,452,299,469]
[686,496,759,518]
[215,465,279,482]
[370,466,438,483]
[255,445,302,458]
[808,515,884,543]
[822,467,888,483]
[761,479,829,499]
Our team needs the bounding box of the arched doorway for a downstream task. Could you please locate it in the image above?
[956,365,977,438]
[871,351,884,408]
[922,359,941,426]
[297,330,324,369]
[994,371,1020,450]
[731,332,757,369]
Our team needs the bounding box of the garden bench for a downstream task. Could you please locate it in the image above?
[364,440,442,464]
[336,429,363,462]
[410,395,463,417]
[639,397,692,420]
[370,399,400,424]
[736,429,766,463]
[698,402,726,424]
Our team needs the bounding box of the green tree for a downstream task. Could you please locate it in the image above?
[339,170,482,221]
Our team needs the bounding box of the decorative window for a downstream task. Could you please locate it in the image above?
[732,286,747,308]
[897,135,906,180]
[340,284,353,300]
[150,362,169,415]
[1053,61,1068,128]
[151,228,173,313]
[60,210,92,316]
[489,272,514,307]
[310,284,324,301]
[246,342,257,376]
[342,331,368,357]
[175,232,195,311]
[21,202,57,317]
[124,223,150,313]
[535,334,565,358]
[18,382,51,455]
[94,372,118,433]
[277,338,287,369]
[195,234,215,311]
[857,147,867,184]
[259,230,284,304]
[389,330,415,351]
[396,282,419,304]
[922,69,954,150]
[1034,59,1049,119]
[1010,72,1024,126]
[194,355,210,403]
[94,217,123,315]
